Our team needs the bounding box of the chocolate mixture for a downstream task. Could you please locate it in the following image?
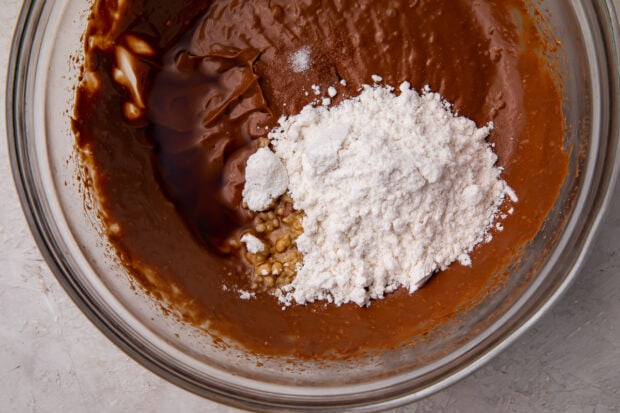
[73,0,568,358]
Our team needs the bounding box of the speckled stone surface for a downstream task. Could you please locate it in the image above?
[1,1,619,411]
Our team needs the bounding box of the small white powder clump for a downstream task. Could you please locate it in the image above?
[238,290,256,300]
[242,147,288,211]
[290,47,311,73]
[269,82,515,307]
[240,233,265,254]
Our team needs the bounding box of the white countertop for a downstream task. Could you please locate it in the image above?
[1,1,619,411]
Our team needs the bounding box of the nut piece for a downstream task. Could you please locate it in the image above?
[257,263,272,276]
[230,196,304,294]
[275,235,291,253]
[271,261,283,275]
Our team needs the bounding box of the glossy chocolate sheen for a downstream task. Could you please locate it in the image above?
[73,0,568,358]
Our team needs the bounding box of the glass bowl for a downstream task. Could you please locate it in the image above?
[7,0,620,411]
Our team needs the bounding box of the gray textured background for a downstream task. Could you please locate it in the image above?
[1,1,618,411]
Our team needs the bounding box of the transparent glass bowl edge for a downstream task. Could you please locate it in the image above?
[6,0,620,411]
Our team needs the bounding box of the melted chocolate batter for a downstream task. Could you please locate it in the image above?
[73,0,568,358]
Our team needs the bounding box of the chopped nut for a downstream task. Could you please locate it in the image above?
[246,252,267,265]
[233,200,304,293]
[271,261,283,275]
[275,235,291,252]
[257,263,272,276]
[263,275,276,288]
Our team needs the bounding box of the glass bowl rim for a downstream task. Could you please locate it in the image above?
[6,0,620,411]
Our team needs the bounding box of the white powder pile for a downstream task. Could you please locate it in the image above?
[290,47,312,73]
[241,147,288,211]
[244,82,515,306]
[240,233,265,254]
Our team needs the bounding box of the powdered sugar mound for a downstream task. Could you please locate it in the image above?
[270,82,515,307]
[242,147,288,211]
[290,47,311,73]
[240,233,265,254]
